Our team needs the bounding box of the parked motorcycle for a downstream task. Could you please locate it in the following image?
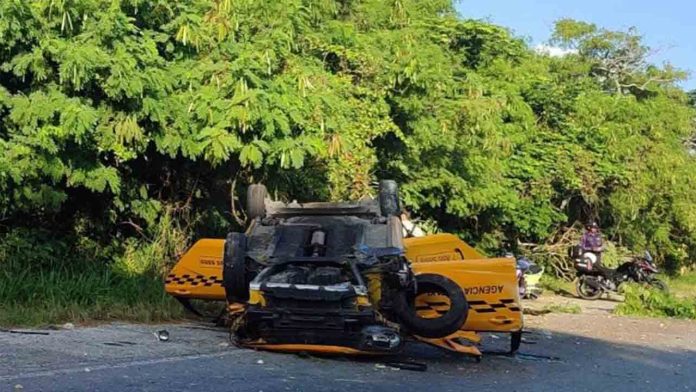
[570,246,667,300]
[516,256,544,300]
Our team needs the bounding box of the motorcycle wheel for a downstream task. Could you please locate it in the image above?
[526,291,540,300]
[576,277,602,300]
[648,278,669,293]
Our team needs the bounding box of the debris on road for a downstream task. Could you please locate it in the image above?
[384,361,428,372]
[521,337,537,345]
[103,341,137,347]
[155,330,170,342]
[515,353,562,362]
[2,315,696,391]
[0,329,50,336]
[524,308,552,316]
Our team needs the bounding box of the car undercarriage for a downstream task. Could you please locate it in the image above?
[165,181,523,357]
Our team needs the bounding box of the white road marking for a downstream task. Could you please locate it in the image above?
[1,351,244,382]
[334,379,371,384]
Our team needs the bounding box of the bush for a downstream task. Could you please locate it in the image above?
[539,274,574,294]
[0,226,185,327]
[615,284,696,320]
[1,1,694,274]
[112,206,193,277]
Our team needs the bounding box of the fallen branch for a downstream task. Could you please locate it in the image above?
[229,175,247,227]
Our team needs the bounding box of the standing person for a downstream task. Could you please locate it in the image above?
[401,210,425,238]
[580,221,604,270]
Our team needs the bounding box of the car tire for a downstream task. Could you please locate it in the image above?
[394,274,469,338]
[223,232,248,303]
[379,180,400,217]
[246,184,267,220]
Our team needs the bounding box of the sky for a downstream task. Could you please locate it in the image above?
[455,0,696,90]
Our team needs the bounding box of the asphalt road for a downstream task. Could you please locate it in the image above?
[2,298,695,392]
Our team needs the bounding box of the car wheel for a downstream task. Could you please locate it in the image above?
[223,232,248,303]
[394,274,469,338]
[246,184,267,220]
[378,180,400,217]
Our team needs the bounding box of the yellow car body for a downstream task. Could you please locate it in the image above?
[165,233,522,356]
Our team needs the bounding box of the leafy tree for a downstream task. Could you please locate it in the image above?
[687,90,696,107]
[551,19,687,96]
[0,2,694,274]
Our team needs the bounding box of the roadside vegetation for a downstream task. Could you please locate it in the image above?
[539,270,696,320]
[539,275,575,296]
[0,1,694,325]
[615,284,696,320]
[666,272,696,299]
[614,272,696,320]
[0,269,183,327]
[0,227,184,327]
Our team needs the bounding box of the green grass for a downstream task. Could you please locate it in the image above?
[617,272,696,320]
[0,263,184,327]
[665,272,696,299]
[615,284,696,320]
[0,217,191,328]
[539,275,575,295]
[543,303,582,314]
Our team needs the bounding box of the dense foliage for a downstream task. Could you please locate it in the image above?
[1,1,694,278]
[616,284,696,320]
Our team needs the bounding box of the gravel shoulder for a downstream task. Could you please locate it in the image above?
[2,296,695,392]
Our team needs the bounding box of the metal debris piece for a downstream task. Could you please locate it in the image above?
[0,328,49,336]
[384,361,428,372]
[515,353,562,362]
[156,330,170,342]
[104,341,136,347]
[523,308,552,316]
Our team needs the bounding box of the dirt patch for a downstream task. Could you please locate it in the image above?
[523,293,622,315]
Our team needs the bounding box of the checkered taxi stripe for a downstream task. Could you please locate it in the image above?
[165,274,224,287]
[468,299,521,313]
[417,299,521,314]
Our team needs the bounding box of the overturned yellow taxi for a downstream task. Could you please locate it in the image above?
[165,181,522,358]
